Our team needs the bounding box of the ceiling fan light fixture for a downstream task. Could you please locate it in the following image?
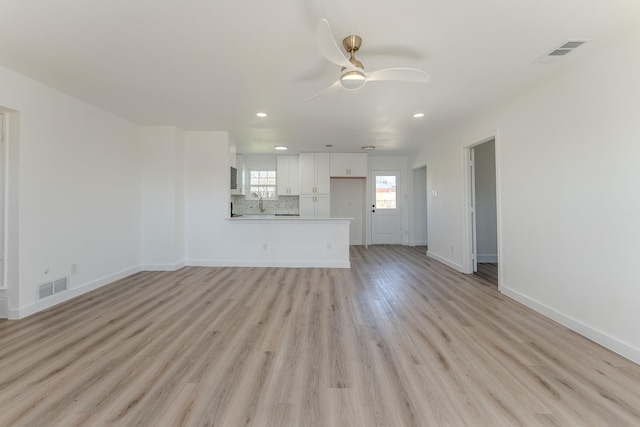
[361,145,376,151]
[340,70,366,90]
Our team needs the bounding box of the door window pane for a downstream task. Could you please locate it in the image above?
[376,176,396,209]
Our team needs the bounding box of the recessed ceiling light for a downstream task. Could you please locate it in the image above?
[274,146,288,150]
[256,112,267,118]
[326,144,333,148]
[413,112,425,118]
[361,145,375,151]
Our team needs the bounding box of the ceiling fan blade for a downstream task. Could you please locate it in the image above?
[366,68,431,83]
[316,19,354,70]
[304,79,342,101]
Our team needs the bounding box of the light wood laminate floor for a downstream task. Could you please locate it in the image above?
[1,245,640,426]
[475,262,499,288]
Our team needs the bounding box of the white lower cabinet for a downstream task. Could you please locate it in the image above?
[300,194,330,218]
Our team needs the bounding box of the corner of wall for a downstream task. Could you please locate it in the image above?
[10,265,142,319]
[426,250,464,273]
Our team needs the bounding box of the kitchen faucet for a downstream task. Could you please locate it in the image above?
[259,197,265,213]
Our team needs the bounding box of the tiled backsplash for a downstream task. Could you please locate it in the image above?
[231,195,299,215]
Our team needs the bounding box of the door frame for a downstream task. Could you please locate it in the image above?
[369,170,402,245]
[469,147,478,273]
[463,132,503,288]
[409,165,428,250]
[0,108,20,318]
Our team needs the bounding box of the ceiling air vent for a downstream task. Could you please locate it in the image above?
[536,40,588,64]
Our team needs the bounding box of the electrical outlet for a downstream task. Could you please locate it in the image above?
[71,264,78,275]
[450,245,454,253]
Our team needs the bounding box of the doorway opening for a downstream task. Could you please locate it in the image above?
[0,112,4,290]
[411,166,428,252]
[467,138,498,287]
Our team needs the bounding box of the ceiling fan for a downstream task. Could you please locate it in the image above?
[306,19,430,100]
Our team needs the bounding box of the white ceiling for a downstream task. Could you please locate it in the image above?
[1,0,639,155]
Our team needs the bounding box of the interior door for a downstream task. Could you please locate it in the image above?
[371,171,402,244]
[0,113,4,288]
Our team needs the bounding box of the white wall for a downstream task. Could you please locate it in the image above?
[411,28,640,363]
[184,133,349,267]
[474,140,497,262]
[243,154,277,171]
[0,65,141,317]
[411,166,428,246]
[141,126,185,270]
[184,131,231,262]
[330,178,365,245]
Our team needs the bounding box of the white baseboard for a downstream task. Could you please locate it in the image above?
[426,251,464,273]
[501,286,640,365]
[478,254,498,263]
[0,297,7,318]
[187,259,351,269]
[142,261,186,271]
[10,265,142,319]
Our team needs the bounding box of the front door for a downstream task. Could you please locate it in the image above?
[371,171,402,244]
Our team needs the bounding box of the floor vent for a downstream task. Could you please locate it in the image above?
[536,40,588,64]
[38,277,68,299]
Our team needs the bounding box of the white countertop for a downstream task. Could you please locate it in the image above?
[228,215,352,221]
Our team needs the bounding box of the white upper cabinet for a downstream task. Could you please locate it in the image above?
[300,153,330,194]
[330,153,367,177]
[276,155,300,195]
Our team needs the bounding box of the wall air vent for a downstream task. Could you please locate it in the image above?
[39,282,54,299]
[54,277,68,293]
[38,277,69,299]
[536,40,588,64]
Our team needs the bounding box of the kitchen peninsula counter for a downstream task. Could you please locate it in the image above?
[217,216,352,268]
[228,215,351,220]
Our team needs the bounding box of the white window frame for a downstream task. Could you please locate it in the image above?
[246,169,278,200]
